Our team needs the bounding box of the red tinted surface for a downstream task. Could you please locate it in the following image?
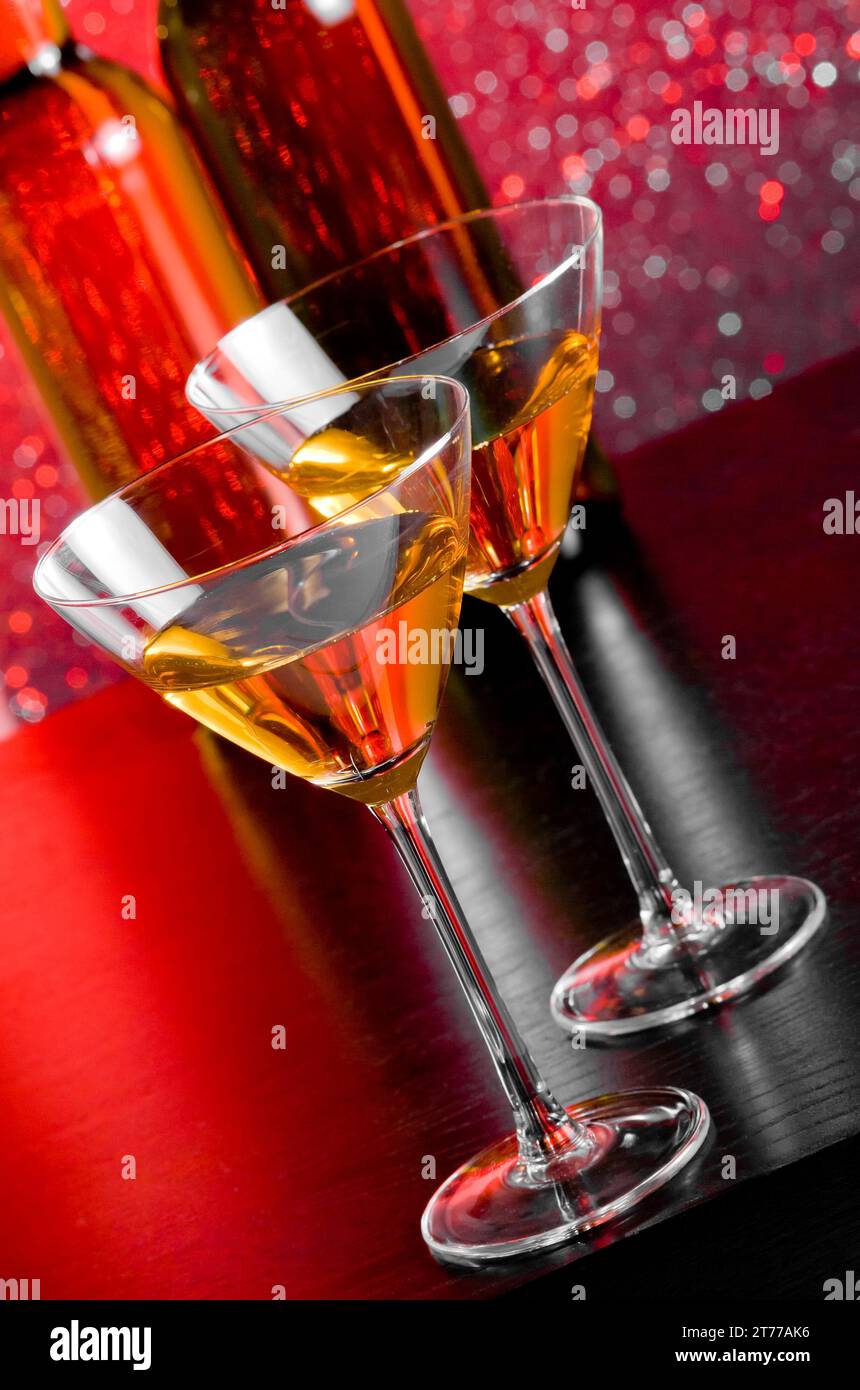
[0,683,432,1299]
[0,355,858,1299]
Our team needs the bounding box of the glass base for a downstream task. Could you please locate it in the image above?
[421,1087,709,1264]
[551,875,826,1038]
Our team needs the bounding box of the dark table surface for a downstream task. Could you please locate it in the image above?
[1,351,858,1300]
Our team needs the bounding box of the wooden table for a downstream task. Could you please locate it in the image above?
[1,352,858,1300]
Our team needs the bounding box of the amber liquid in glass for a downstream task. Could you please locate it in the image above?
[462,329,599,605]
[142,512,465,804]
[254,327,599,605]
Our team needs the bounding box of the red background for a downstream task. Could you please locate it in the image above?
[1,0,858,722]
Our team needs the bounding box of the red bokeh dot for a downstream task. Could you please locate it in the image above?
[8,611,32,634]
[627,115,650,141]
[760,180,784,204]
[794,33,816,57]
[4,666,28,689]
[501,173,524,199]
[758,202,780,221]
[65,668,89,690]
[764,352,785,374]
[695,35,716,56]
[847,32,860,60]
[18,688,48,712]
[11,477,35,499]
[35,463,57,487]
[562,154,586,180]
[662,82,683,104]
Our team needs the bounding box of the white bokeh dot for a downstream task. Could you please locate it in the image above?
[528,126,551,151]
[475,70,498,95]
[718,312,742,336]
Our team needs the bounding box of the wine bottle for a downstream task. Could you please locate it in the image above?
[158,0,490,296]
[0,0,265,498]
[159,0,617,511]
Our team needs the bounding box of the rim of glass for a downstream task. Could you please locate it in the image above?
[188,195,603,415]
[33,374,470,610]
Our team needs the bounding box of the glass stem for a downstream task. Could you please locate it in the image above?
[371,787,590,1173]
[506,588,679,943]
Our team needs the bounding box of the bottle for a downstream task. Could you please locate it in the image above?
[158,0,617,511]
[0,0,265,498]
[158,0,490,298]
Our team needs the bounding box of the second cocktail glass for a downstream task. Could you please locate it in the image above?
[187,197,826,1037]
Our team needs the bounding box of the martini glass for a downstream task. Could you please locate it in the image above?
[186,197,826,1038]
[35,376,709,1262]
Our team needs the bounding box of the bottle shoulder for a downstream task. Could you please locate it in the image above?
[1,38,163,98]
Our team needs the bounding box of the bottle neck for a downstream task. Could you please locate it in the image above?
[0,0,68,85]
